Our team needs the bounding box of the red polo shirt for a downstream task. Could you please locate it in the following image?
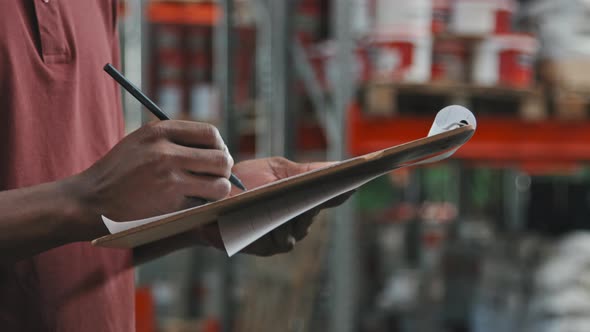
[0,1,134,331]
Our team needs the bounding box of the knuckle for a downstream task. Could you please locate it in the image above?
[250,242,275,257]
[212,178,231,199]
[167,171,183,185]
[273,156,289,164]
[213,151,232,175]
[221,178,232,196]
[226,152,235,169]
[271,157,291,167]
[153,144,178,169]
[144,121,167,140]
[268,157,298,178]
[201,123,221,144]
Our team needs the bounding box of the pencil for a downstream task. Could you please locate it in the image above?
[104,63,247,191]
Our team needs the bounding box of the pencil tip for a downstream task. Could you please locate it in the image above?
[230,174,247,191]
[236,181,247,191]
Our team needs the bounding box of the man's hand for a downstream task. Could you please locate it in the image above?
[63,120,234,242]
[196,157,354,256]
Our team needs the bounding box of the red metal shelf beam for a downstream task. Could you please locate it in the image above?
[348,102,590,164]
[148,2,220,25]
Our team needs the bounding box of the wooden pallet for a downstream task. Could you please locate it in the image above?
[553,87,590,121]
[361,81,546,121]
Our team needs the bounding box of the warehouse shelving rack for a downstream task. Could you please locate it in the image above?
[120,1,590,332]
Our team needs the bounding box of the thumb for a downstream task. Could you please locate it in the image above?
[306,161,337,171]
[291,161,337,176]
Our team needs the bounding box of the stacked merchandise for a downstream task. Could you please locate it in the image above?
[151,21,218,123]
[296,0,333,46]
[520,0,590,120]
[453,0,538,88]
[366,0,538,87]
[370,0,434,83]
[185,25,216,123]
[153,24,187,120]
[149,1,257,126]
[307,0,541,121]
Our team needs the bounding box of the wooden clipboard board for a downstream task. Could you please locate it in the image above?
[92,125,474,249]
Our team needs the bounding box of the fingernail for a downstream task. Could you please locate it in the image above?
[225,144,234,164]
[288,235,296,248]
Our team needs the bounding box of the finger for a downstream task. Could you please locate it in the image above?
[178,172,232,201]
[319,190,356,209]
[271,222,296,253]
[289,191,356,242]
[269,158,336,179]
[241,238,274,256]
[173,145,234,178]
[179,196,208,210]
[232,231,276,256]
[157,121,225,150]
[305,161,338,172]
[222,144,234,166]
[291,209,320,241]
[287,161,336,176]
[199,223,225,249]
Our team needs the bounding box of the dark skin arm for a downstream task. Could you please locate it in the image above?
[0,120,235,265]
[0,121,350,265]
[0,179,80,264]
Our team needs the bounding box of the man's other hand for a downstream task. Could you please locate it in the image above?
[196,157,354,256]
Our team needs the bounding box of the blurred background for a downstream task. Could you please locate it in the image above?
[117,0,590,331]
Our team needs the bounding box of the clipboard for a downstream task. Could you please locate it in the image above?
[92,124,475,250]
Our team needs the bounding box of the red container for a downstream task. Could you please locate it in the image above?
[499,49,534,88]
[494,0,515,34]
[234,27,256,103]
[432,0,451,34]
[371,39,415,81]
[450,0,516,35]
[155,51,186,119]
[151,24,187,119]
[431,40,467,82]
[296,0,322,45]
[472,33,538,88]
[135,287,155,332]
[369,32,432,83]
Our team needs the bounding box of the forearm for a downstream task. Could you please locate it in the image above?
[0,178,209,266]
[0,179,85,264]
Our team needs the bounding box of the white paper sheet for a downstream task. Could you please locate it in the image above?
[218,170,382,256]
[101,105,477,256]
[102,204,207,234]
[414,105,477,165]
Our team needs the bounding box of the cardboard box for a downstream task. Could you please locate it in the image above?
[550,60,590,93]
